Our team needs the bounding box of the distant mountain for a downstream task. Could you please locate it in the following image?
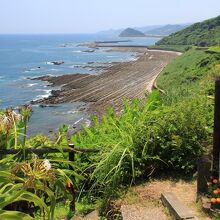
[95,26,159,37]
[157,15,220,46]
[145,24,189,36]
[119,28,146,37]
[135,25,163,33]
[95,23,191,38]
[95,29,123,37]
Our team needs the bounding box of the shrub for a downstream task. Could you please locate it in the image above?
[134,97,212,175]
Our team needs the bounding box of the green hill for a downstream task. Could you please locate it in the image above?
[145,24,188,36]
[157,15,220,46]
[119,28,146,37]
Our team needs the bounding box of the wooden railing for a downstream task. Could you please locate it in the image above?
[0,144,99,212]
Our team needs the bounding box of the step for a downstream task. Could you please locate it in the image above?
[161,192,196,220]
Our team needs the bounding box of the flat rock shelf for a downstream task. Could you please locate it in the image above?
[33,47,180,115]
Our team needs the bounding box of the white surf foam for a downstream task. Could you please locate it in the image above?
[46,61,53,65]
[33,89,52,101]
[27,83,38,87]
[73,50,82,53]
[107,55,118,58]
[129,57,138,61]
[74,117,84,125]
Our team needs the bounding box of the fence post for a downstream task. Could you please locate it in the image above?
[213,77,220,178]
[197,155,211,195]
[69,144,76,212]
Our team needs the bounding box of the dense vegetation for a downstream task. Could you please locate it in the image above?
[72,49,219,190]
[157,15,220,46]
[148,44,193,52]
[0,108,83,219]
[0,48,219,219]
[1,17,220,218]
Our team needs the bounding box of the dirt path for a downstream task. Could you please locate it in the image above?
[116,180,211,220]
[33,47,180,115]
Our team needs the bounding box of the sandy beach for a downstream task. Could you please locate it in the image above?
[33,47,180,115]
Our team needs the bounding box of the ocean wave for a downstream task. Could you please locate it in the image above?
[30,67,40,71]
[24,67,41,73]
[74,117,84,125]
[129,57,138,61]
[33,89,51,101]
[32,74,55,79]
[49,68,59,71]
[18,76,28,80]
[27,83,38,87]
[58,110,79,115]
[107,55,118,58]
[35,88,49,92]
[67,110,79,114]
[46,61,54,65]
[73,50,82,53]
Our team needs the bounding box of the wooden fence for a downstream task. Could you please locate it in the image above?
[0,144,99,211]
[197,77,220,194]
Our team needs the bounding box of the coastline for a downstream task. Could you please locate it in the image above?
[32,46,181,115]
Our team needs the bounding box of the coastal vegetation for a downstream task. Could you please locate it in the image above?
[157,15,220,47]
[71,47,219,217]
[148,44,192,52]
[72,48,219,191]
[1,16,220,219]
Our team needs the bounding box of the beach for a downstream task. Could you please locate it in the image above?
[33,46,181,115]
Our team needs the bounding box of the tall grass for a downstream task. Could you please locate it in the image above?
[72,49,219,194]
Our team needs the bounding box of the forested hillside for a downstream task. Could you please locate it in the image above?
[157,15,220,46]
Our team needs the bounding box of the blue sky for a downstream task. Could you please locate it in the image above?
[0,0,220,34]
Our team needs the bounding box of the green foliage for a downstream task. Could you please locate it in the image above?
[134,97,210,174]
[0,108,83,219]
[0,210,34,220]
[72,48,219,198]
[148,45,192,52]
[208,46,220,53]
[157,15,220,46]
[72,93,161,187]
[0,154,76,220]
[157,49,218,104]
[0,41,220,219]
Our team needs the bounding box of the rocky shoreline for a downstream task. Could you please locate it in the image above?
[32,46,180,115]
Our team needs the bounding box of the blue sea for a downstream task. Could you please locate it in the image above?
[0,34,159,135]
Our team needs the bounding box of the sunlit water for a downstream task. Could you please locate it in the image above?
[0,34,159,135]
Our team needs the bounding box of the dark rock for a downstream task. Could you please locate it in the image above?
[51,61,64,65]
[39,104,58,108]
[83,49,95,53]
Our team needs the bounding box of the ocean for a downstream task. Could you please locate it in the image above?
[0,34,159,135]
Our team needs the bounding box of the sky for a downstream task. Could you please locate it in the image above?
[0,0,220,34]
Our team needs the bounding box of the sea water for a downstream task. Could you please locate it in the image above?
[0,34,159,135]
